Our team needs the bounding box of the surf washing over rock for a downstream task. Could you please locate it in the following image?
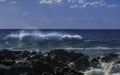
[84,62,120,75]
[84,55,120,75]
[0,49,120,75]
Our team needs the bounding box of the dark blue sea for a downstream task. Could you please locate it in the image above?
[0,29,120,57]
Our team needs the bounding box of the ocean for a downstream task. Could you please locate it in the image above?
[0,29,120,56]
[0,29,120,75]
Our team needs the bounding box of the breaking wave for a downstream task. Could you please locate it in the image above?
[4,31,82,40]
[0,30,84,50]
[0,30,119,51]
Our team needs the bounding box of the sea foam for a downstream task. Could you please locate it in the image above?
[4,31,82,40]
[84,60,120,75]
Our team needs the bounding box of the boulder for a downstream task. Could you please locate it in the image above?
[28,54,42,60]
[29,61,54,75]
[0,53,5,62]
[42,72,53,75]
[1,49,17,60]
[65,69,84,75]
[74,56,90,72]
[101,53,118,63]
[20,51,30,58]
[0,67,9,75]
[30,51,37,55]
[1,60,15,66]
[48,49,85,63]
[90,57,100,68]
[114,60,120,64]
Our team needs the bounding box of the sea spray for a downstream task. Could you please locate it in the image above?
[1,31,83,50]
[84,69,105,75]
[4,31,82,40]
[84,59,120,75]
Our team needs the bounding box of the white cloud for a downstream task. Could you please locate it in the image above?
[9,1,17,5]
[0,0,18,5]
[55,0,62,3]
[77,0,118,8]
[0,0,118,8]
[70,4,78,8]
[39,0,63,4]
[39,0,118,8]
[39,0,53,4]
[21,12,30,16]
[0,0,6,2]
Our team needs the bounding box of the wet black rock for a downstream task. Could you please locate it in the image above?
[64,72,84,75]
[42,72,53,75]
[1,60,15,66]
[0,49,87,75]
[65,69,84,75]
[0,53,5,62]
[54,67,63,75]
[0,49,18,60]
[74,56,90,72]
[90,57,100,68]
[30,51,37,55]
[0,67,9,75]
[114,60,120,64]
[28,54,42,60]
[20,51,30,58]
[101,53,118,63]
[48,49,85,63]
[29,61,54,75]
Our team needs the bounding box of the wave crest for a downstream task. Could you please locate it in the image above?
[4,31,82,40]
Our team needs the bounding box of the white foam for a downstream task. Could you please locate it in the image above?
[4,31,82,40]
[84,59,120,75]
[64,47,120,51]
[84,69,105,75]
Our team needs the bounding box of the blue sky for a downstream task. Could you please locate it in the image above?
[0,0,120,29]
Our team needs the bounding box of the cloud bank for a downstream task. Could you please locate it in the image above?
[39,0,118,8]
[0,0,118,8]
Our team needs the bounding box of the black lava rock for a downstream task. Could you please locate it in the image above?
[101,53,118,63]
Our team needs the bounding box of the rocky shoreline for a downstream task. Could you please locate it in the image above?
[0,49,120,75]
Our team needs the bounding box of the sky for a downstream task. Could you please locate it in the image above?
[0,0,120,29]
